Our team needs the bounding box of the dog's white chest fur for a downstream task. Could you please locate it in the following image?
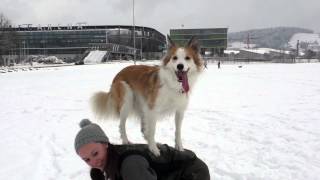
[154,68,190,114]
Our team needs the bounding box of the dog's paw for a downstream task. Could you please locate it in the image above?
[175,144,184,151]
[149,144,161,156]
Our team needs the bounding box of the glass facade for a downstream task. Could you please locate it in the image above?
[10,25,166,57]
[170,28,228,56]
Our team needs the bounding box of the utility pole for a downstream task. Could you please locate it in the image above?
[246,33,250,49]
[246,33,260,49]
[296,40,300,57]
[140,37,142,60]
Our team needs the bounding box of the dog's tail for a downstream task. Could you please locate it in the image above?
[91,91,118,120]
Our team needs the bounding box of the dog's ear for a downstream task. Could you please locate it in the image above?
[167,35,176,49]
[186,36,199,53]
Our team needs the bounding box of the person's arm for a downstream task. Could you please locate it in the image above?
[180,157,210,180]
[120,155,157,180]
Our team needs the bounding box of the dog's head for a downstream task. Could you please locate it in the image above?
[162,36,203,93]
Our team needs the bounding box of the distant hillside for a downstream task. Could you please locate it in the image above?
[228,27,314,49]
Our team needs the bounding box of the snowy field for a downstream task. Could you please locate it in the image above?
[0,62,319,180]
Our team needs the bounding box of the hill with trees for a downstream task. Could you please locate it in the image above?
[228,27,314,49]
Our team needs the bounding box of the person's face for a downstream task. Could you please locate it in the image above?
[78,142,108,170]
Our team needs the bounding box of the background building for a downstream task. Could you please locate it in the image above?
[3,24,166,63]
[169,28,228,57]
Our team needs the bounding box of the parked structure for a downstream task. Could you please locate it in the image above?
[169,28,228,56]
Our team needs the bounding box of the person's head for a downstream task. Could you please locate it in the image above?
[74,119,109,170]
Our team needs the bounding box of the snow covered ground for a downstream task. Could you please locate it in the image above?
[0,62,319,180]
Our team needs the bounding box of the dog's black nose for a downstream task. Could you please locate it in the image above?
[177,64,184,71]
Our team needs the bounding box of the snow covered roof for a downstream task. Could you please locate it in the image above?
[228,41,256,49]
[238,48,291,55]
[224,49,240,54]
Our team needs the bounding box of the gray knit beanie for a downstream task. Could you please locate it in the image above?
[74,119,109,153]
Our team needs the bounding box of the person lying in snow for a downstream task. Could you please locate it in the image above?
[74,119,210,180]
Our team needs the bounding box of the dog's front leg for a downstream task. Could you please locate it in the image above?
[175,111,185,151]
[144,113,160,156]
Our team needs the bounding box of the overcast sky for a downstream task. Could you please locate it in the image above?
[1,0,320,34]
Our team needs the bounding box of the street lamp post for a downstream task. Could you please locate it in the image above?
[140,37,142,60]
[133,0,136,64]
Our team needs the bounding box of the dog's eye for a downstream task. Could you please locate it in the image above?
[185,56,190,60]
[172,56,178,60]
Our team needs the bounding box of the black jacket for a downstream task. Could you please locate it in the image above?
[90,143,209,180]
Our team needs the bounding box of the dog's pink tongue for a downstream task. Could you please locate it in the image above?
[181,72,189,93]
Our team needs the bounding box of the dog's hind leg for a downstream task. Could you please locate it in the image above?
[119,114,130,144]
[140,114,147,138]
[118,82,134,144]
[175,110,185,151]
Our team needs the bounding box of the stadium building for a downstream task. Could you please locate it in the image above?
[4,24,166,63]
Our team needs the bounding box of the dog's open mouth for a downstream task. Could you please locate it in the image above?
[175,70,189,93]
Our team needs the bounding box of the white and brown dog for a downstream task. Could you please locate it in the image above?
[91,36,203,156]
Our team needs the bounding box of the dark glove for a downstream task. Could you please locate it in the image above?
[90,168,105,180]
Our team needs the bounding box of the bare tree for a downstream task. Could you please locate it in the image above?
[0,13,11,27]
